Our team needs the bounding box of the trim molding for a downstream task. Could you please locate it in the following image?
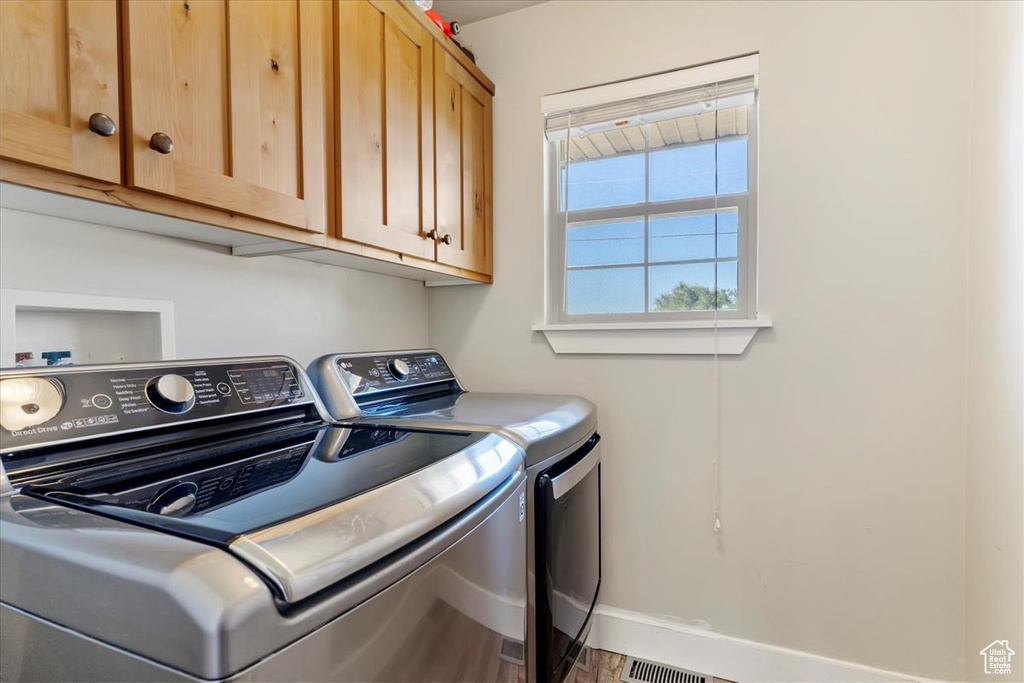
[532,319,771,355]
[586,606,949,683]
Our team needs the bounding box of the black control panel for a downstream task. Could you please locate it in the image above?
[94,442,312,518]
[334,351,455,397]
[0,359,310,451]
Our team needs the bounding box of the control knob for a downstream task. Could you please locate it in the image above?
[0,377,65,432]
[148,481,198,516]
[146,374,196,413]
[386,358,410,381]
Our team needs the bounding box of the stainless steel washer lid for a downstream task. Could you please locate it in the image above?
[366,392,597,466]
[25,426,524,605]
[229,428,522,602]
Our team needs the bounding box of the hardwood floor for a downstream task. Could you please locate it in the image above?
[564,649,626,683]
[373,598,733,683]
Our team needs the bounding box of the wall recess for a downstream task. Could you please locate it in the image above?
[0,289,175,367]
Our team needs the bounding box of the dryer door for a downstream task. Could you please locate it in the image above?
[535,435,601,683]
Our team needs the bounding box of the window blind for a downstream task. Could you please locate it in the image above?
[544,75,757,142]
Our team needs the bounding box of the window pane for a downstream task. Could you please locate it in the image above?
[564,154,645,211]
[568,218,644,267]
[649,210,738,263]
[567,267,645,314]
[649,138,747,201]
[650,144,714,201]
[717,138,748,194]
[649,262,738,311]
[717,261,738,310]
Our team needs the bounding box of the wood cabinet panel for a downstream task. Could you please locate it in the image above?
[123,0,330,233]
[0,0,120,182]
[1,0,496,282]
[337,0,435,260]
[434,49,492,275]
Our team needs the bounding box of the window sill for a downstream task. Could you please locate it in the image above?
[531,319,772,355]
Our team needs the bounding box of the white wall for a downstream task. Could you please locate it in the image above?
[0,208,428,366]
[429,2,973,679]
[964,2,1024,680]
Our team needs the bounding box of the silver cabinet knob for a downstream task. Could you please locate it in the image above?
[88,113,117,137]
[149,132,174,154]
[426,229,452,245]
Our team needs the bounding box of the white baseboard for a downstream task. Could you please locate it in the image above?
[586,606,949,683]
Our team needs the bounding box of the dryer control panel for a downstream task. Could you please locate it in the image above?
[333,351,456,397]
[0,358,312,452]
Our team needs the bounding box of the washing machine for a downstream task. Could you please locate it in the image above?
[0,356,526,682]
[308,349,600,683]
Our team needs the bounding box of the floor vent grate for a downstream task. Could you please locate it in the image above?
[575,646,592,672]
[620,656,710,683]
[498,637,525,665]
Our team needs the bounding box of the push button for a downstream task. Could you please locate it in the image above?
[91,393,113,409]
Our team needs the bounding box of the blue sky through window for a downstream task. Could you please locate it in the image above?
[564,135,747,314]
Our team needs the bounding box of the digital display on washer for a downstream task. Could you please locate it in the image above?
[413,354,451,380]
[228,365,303,405]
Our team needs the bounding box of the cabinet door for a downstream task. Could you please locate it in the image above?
[435,49,492,275]
[123,0,331,233]
[337,0,435,260]
[0,0,120,183]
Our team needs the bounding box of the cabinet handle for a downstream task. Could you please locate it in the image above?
[427,229,439,240]
[88,113,117,137]
[451,91,456,111]
[440,234,453,245]
[149,132,174,154]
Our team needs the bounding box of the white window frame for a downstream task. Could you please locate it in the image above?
[546,113,758,323]
[537,55,771,355]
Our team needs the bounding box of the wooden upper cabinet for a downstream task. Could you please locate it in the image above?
[122,0,331,233]
[0,0,121,183]
[434,48,493,275]
[337,0,435,260]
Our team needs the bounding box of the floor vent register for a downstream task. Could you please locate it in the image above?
[620,657,710,683]
[498,637,525,666]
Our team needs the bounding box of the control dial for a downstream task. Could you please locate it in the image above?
[146,374,196,413]
[148,481,198,516]
[386,358,410,381]
[0,377,65,432]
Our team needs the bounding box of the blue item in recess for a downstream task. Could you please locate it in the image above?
[41,351,73,366]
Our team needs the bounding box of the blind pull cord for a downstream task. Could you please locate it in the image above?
[712,80,723,534]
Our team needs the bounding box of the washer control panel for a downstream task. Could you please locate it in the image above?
[333,351,455,398]
[112,443,312,517]
[0,359,310,451]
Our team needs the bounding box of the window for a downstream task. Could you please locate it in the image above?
[544,56,759,323]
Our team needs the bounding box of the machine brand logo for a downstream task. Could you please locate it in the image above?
[9,425,58,437]
[980,640,1015,675]
[519,492,526,523]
